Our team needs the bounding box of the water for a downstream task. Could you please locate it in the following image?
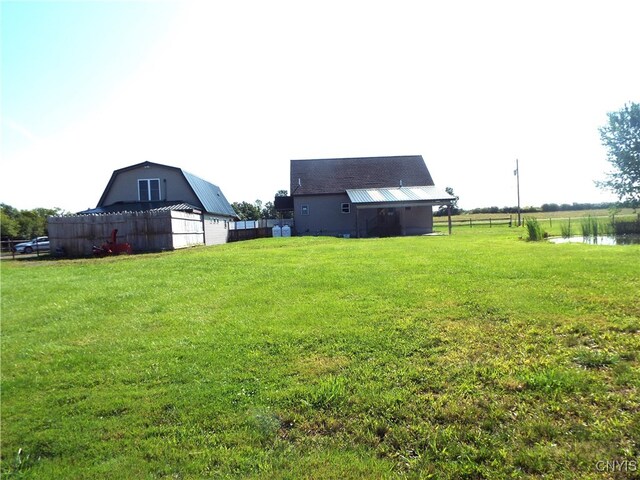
[549,235,640,246]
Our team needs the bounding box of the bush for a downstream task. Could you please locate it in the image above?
[525,217,545,241]
[613,217,640,235]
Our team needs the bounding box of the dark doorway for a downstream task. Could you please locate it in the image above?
[367,208,401,237]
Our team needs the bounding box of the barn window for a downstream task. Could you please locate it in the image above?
[341,203,350,214]
[301,204,309,215]
[138,179,161,201]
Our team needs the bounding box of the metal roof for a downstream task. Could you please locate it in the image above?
[346,186,456,205]
[77,201,202,215]
[182,170,237,217]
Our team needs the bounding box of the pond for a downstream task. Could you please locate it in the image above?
[548,235,640,246]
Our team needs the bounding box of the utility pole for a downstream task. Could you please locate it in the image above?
[515,159,521,227]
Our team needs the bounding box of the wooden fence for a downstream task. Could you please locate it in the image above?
[433,216,514,228]
[48,211,204,257]
[228,227,274,242]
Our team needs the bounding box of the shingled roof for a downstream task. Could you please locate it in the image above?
[290,155,434,196]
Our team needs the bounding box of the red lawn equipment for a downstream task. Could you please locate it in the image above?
[92,229,132,256]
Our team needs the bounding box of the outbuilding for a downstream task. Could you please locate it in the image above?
[48,161,237,256]
[282,155,456,237]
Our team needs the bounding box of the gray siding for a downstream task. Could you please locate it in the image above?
[100,165,200,207]
[203,214,230,245]
[293,194,356,237]
[293,195,434,238]
[401,205,433,235]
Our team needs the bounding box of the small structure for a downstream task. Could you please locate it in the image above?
[279,155,455,237]
[49,161,237,256]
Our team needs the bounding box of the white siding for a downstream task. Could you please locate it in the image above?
[203,214,229,245]
[170,211,205,248]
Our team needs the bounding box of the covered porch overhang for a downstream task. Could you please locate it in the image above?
[346,186,456,237]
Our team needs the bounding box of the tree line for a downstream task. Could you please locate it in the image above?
[1,204,64,240]
[231,190,293,220]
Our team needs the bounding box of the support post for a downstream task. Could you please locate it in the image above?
[515,158,521,227]
[447,205,452,235]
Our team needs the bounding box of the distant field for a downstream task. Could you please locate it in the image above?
[435,208,638,232]
[2,228,639,479]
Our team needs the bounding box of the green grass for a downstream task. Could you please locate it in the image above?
[2,228,639,479]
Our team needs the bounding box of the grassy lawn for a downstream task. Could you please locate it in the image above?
[1,228,639,479]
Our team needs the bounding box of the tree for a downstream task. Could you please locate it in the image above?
[232,191,292,220]
[231,201,261,220]
[0,208,20,239]
[436,187,461,215]
[596,102,640,207]
[261,201,276,219]
[0,203,61,238]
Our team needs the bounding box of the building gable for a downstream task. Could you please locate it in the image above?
[93,161,235,217]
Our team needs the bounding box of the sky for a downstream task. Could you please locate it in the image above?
[1,0,639,213]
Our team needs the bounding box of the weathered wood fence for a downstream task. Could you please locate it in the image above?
[228,227,274,242]
[433,216,514,228]
[48,211,204,257]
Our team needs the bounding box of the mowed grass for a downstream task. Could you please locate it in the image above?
[1,228,639,479]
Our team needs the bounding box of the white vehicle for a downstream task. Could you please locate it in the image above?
[14,236,50,254]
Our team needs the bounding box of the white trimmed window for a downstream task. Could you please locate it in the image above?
[301,204,310,215]
[341,203,351,214]
[138,179,161,201]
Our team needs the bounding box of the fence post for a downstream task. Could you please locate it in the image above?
[509,215,512,227]
[489,218,492,228]
[469,218,472,228]
[549,218,552,228]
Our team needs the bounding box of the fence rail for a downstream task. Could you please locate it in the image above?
[433,213,640,230]
[433,216,513,228]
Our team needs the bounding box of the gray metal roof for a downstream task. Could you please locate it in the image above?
[347,186,455,205]
[182,170,237,217]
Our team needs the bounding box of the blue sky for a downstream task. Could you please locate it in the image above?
[2,1,176,153]
[2,0,639,212]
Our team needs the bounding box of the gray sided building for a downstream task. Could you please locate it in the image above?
[89,161,237,246]
[289,155,455,238]
[50,161,237,256]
